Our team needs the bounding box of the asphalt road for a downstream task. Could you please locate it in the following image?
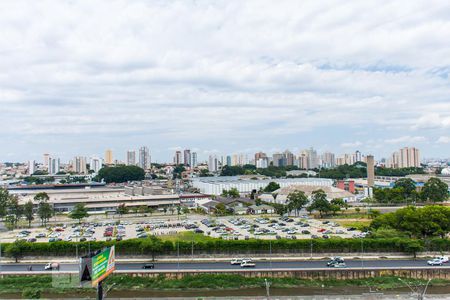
[1,259,449,272]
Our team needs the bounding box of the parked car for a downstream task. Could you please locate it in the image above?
[27,238,37,243]
[301,230,311,234]
[231,258,252,265]
[36,233,46,238]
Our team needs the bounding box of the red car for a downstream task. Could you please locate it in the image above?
[318,228,326,233]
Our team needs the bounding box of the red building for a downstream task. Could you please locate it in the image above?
[336,180,355,193]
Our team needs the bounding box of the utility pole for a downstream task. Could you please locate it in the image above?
[264,279,271,300]
[96,280,103,300]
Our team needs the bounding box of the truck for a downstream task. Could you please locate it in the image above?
[44,262,60,270]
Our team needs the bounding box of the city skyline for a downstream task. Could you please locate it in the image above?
[0,1,449,162]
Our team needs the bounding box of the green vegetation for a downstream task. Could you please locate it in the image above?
[371,205,450,238]
[374,177,448,204]
[286,190,308,216]
[334,220,371,231]
[221,187,240,198]
[68,203,89,223]
[96,165,145,183]
[0,275,449,295]
[263,181,280,193]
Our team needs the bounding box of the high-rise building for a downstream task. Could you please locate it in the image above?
[255,152,267,162]
[256,157,269,168]
[321,152,336,168]
[28,160,36,175]
[284,150,295,166]
[272,153,284,167]
[105,149,113,165]
[72,156,87,174]
[366,155,375,187]
[48,157,60,175]
[388,147,420,168]
[183,149,191,166]
[191,152,198,167]
[208,155,218,172]
[174,151,182,165]
[139,146,150,169]
[355,150,362,162]
[226,155,232,166]
[298,152,309,169]
[126,150,136,166]
[89,157,103,173]
[43,153,50,168]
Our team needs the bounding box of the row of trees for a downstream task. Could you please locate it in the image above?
[267,189,348,218]
[0,190,53,229]
[371,205,450,239]
[373,177,448,203]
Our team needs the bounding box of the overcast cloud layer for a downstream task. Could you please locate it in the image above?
[1,0,449,162]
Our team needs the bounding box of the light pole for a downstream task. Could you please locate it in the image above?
[361,239,364,269]
[269,240,272,270]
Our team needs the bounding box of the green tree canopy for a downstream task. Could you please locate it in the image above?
[33,192,49,202]
[286,191,308,216]
[263,182,281,193]
[421,177,448,202]
[96,165,145,183]
[307,189,332,218]
[23,200,34,228]
[69,203,89,223]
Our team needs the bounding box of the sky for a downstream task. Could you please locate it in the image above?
[0,0,449,163]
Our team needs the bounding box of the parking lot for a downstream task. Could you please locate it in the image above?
[0,216,363,243]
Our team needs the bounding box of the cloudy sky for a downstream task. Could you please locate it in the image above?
[1,0,449,163]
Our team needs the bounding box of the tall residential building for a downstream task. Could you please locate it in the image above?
[104,149,113,165]
[28,160,36,175]
[208,155,218,172]
[226,155,232,166]
[48,157,60,175]
[256,157,269,168]
[126,150,136,166]
[272,153,284,167]
[89,157,103,173]
[174,151,182,165]
[183,149,191,166]
[255,152,267,162]
[72,156,87,174]
[366,155,375,187]
[43,153,50,168]
[298,152,309,169]
[355,150,362,162]
[284,150,295,166]
[388,147,420,168]
[191,152,198,167]
[321,152,336,168]
[139,146,150,169]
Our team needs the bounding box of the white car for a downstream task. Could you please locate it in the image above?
[240,260,256,268]
[231,258,252,265]
[437,256,449,263]
[427,258,443,266]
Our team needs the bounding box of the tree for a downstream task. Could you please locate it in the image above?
[33,192,49,202]
[286,191,308,216]
[69,203,89,224]
[37,202,53,226]
[116,203,128,217]
[96,165,145,183]
[6,240,25,263]
[0,188,9,220]
[24,200,34,228]
[228,188,240,198]
[421,177,448,202]
[307,189,332,218]
[330,198,347,215]
[263,182,281,193]
[7,195,22,229]
[393,178,417,197]
[140,236,163,261]
[182,207,190,214]
[215,203,227,216]
[138,205,148,215]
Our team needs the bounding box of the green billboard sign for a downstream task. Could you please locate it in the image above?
[91,246,115,286]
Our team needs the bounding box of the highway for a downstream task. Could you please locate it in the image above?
[1,259,449,273]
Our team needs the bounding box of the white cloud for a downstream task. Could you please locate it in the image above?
[0,0,449,161]
[385,136,426,144]
[437,136,450,144]
[341,141,363,148]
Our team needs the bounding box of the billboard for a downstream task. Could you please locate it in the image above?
[91,246,115,287]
